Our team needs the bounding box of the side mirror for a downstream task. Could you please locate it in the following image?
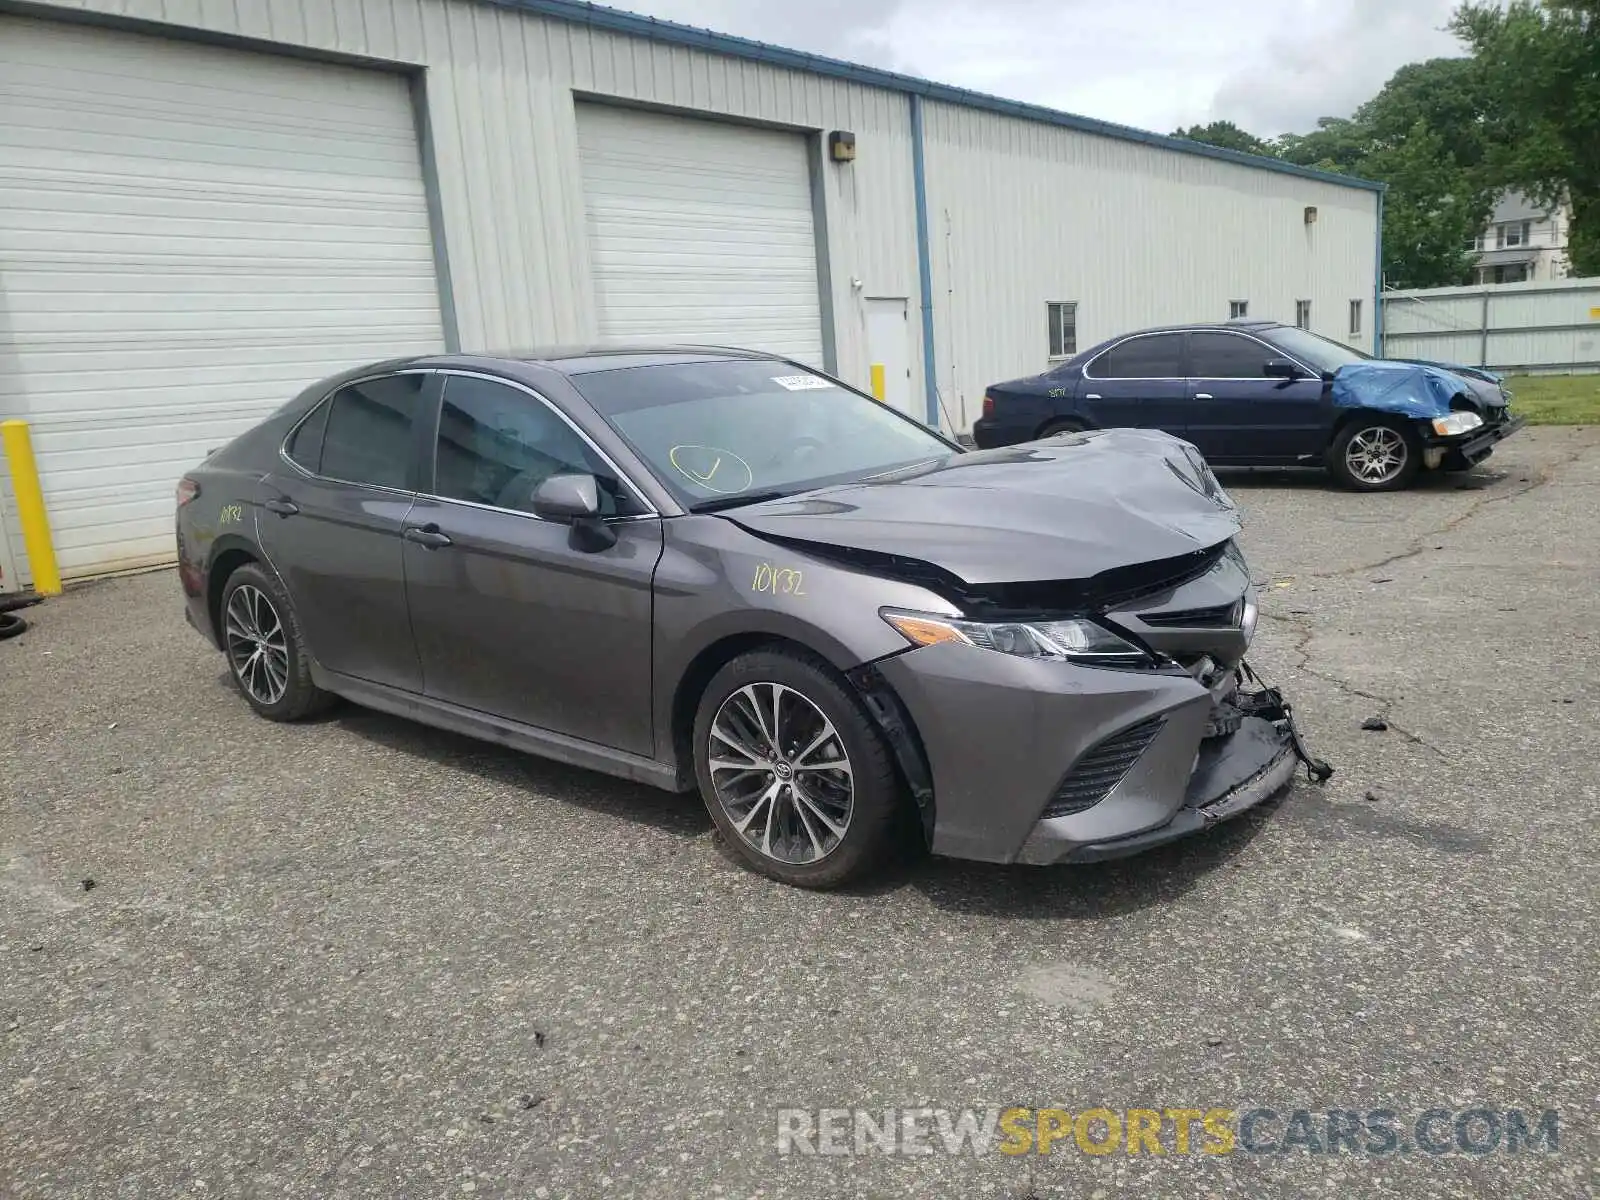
[1263,358,1301,380]
[532,473,601,521]
[531,473,616,552]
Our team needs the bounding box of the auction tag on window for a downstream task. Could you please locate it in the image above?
[771,375,835,391]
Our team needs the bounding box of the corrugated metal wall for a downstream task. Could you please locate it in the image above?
[24,0,1379,444]
[1383,278,1600,374]
[922,101,1379,429]
[34,0,924,400]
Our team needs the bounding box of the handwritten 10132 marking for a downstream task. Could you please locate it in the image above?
[752,562,805,596]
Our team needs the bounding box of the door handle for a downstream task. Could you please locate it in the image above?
[403,524,452,550]
[263,498,299,517]
[1085,393,1102,401]
[1194,393,1214,400]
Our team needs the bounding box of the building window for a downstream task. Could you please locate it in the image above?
[1349,299,1362,337]
[1047,302,1078,359]
[1295,300,1312,330]
[1497,221,1531,249]
[1480,262,1529,285]
[1229,300,1249,319]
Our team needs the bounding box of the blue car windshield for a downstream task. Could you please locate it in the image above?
[1265,327,1372,374]
[570,359,957,508]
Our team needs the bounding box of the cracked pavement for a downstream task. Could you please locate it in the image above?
[3,428,1598,1198]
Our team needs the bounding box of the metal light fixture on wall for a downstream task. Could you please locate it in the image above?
[829,131,857,163]
[1304,206,1319,225]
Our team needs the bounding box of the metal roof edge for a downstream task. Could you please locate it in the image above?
[484,0,1386,194]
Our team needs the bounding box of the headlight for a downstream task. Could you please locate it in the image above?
[1240,586,1259,644]
[1432,412,1483,437]
[881,609,1152,666]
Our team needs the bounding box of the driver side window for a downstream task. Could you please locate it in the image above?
[433,376,640,517]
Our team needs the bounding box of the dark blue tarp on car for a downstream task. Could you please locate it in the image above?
[1331,361,1475,418]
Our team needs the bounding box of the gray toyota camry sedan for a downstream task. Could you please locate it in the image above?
[176,347,1328,888]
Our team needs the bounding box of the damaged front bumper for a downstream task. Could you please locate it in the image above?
[873,643,1330,867]
[1424,412,1527,469]
[1031,681,1327,864]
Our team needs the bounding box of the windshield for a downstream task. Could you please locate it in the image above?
[1263,326,1373,374]
[569,359,958,509]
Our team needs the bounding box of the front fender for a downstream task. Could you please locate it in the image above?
[650,516,957,769]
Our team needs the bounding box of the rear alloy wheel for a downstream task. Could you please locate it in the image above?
[219,562,333,721]
[1329,417,1421,492]
[692,649,903,889]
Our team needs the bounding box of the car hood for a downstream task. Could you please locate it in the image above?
[727,427,1241,585]
[1334,359,1508,417]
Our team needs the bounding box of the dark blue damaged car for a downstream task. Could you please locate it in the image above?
[973,320,1526,491]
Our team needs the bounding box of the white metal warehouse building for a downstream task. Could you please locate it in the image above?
[0,0,1383,587]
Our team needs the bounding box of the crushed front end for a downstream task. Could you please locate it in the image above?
[871,538,1332,866]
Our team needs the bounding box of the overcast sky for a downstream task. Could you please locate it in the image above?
[612,0,1465,138]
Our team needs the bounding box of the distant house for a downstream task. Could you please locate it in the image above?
[1471,191,1570,284]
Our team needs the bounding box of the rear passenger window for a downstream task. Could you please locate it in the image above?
[1188,332,1274,378]
[285,400,330,473]
[1091,334,1185,379]
[319,374,426,490]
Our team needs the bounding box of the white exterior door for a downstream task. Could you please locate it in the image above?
[576,103,825,366]
[865,298,914,416]
[0,16,445,583]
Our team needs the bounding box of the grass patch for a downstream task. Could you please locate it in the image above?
[1504,374,1600,425]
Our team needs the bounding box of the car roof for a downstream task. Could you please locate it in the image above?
[392,344,790,377]
[1113,319,1287,337]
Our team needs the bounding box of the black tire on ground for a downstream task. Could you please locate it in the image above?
[1327,415,1423,492]
[691,647,906,889]
[1037,418,1088,440]
[218,561,335,721]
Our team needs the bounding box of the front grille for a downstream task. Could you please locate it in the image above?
[1140,602,1239,629]
[1043,716,1165,818]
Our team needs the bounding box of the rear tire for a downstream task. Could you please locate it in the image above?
[692,648,905,889]
[218,562,334,721]
[1037,418,1088,440]
[1328,416,1421,492]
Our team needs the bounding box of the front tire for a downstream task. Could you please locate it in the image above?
[219,562,333,721]
[1328,416,1421,492]
[692,648,904,889]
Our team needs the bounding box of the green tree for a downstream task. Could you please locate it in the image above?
[1363,120,1494,288]
[1170,120,1276,157]
[1453,0,1600,276]
[1276,117,1371,175]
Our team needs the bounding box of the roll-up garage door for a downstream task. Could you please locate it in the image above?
[576,103,825,366]
[0,16,445,584]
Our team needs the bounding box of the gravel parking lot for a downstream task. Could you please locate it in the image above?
[4,429,1598,1199]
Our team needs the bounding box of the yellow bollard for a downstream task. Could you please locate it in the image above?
[870,363,886,402]
[1,420,62,596]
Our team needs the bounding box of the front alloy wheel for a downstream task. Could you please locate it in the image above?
[692,649,906,889]
[708,682,854,865]
[1329,418,1421,492]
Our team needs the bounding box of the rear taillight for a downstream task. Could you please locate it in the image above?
[982,393,996,419]
[176,478,200,508]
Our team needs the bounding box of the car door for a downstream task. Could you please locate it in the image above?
[401,372,662,756]
[1185,331,1329,464]
[258,370,432,692]
[1080,332,1190,433]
